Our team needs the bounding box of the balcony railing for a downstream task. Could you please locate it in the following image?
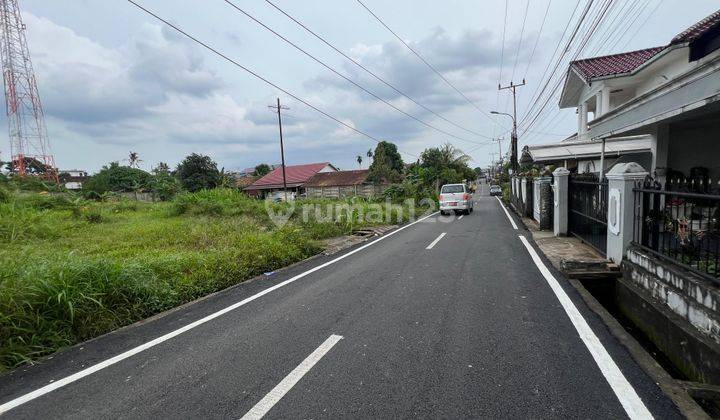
[633,178,720,283]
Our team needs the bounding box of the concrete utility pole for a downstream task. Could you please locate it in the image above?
[490,152,498,179]
[268,98,290,201]
[493,79,526,172]
[493,138,503,164]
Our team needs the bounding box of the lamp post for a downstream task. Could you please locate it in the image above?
[491,110,517,173]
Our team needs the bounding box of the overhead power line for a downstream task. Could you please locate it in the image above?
[520,0,616,136]
[519,0,582,125]
[263,0,492,140]
[519,0,605,129]
[522,0,553,81]
[606,0,653,52]
[222,0,491,147]
[586,0,637,56]
[355,0,497,124]
[124,0,421,158]
[510,0,531,84]
[620,0,664,51]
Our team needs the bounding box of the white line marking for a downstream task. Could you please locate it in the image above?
[0,213,438,415]
[495,196,518,230]
[240,334,343,420]
[518,236,652,419]
[458,214,464,220]
[426,232,446,249]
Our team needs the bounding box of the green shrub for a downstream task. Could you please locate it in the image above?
[0,186,9,203]
[110,200,138,213]
[151,172,182,201]
[16,193,75,211]
[84,210,104,224]
[83,162,151,198]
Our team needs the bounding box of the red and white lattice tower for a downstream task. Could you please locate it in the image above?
[0,0,57,181]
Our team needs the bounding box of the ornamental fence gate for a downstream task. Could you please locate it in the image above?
[568,174,609,254]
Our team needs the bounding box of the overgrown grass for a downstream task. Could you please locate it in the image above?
[0,188,423,372]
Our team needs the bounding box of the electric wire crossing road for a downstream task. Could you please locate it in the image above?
[0,191,679,419]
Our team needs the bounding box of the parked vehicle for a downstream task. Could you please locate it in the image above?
[489,185,502,196]
[439,183,474,215]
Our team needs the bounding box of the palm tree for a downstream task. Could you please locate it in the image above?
[366,149,373,159]
[356,155,363,168]
[126,151,142,168]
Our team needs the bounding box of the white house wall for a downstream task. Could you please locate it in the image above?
[634,48,692,97]
[588,56,720,140]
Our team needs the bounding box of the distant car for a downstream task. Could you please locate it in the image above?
[489,185,502,196]
[439,183,474,215]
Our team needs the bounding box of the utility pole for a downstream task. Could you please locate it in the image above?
[268,98,289,201]
[493,138,503,164]
[496,79,525,173]
[490,152,498,179]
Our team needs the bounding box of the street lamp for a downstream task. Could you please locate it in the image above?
[491,110,518,172]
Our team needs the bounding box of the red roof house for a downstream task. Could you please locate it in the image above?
[570,47,666,82]
[244,162,338,196]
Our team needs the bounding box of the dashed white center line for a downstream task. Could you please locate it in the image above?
[426,232,447,249]
[241,335,343,420]
[458,215,464,220]
[0,213,438,416]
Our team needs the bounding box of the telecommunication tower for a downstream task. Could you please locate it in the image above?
[0,0,57,181]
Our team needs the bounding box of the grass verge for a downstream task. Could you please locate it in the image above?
[0,189,424,372]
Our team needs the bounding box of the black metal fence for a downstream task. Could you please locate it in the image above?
[633,178,720,282]
[568,174,608,254]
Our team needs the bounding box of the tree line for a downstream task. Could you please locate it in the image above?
[2,141,483,202]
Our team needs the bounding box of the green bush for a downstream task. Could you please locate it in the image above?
[151,172,182,201]
[83,162,151,198]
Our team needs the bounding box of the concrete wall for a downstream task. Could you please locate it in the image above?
[620,247,720,383]
[118,192,156,202]
[624,247,720,344]
[306,184,385,199]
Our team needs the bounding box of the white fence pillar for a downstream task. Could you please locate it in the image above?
[606,163,648,264]
[553,167,570,236]
[521,178,527,205]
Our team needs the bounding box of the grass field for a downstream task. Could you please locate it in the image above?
[0,188,425,372]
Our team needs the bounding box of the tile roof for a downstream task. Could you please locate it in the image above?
[570,47,665,81]
[672,9,720,44]
[245,162,332,190]
[305,170,370,187]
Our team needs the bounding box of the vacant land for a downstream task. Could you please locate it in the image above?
[0,188,424,372]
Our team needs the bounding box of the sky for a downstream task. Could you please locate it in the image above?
[2,0,718,173]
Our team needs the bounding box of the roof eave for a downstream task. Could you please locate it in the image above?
[582,45,676,83]
[559,67,586,109]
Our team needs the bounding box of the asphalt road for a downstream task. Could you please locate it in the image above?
[0,186,683,419]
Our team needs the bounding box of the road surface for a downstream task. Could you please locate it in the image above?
[0,188,682,419]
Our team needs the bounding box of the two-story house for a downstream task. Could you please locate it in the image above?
[529,9,720,187]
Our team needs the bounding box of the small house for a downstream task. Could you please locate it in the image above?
[244,162,338,199]
[304,169,386,199]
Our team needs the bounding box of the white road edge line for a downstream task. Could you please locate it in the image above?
[495,196,518,230]
[240,334,343,420]
[518,235,652,420]
[426,232,446,250]
[0,213,439,415]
